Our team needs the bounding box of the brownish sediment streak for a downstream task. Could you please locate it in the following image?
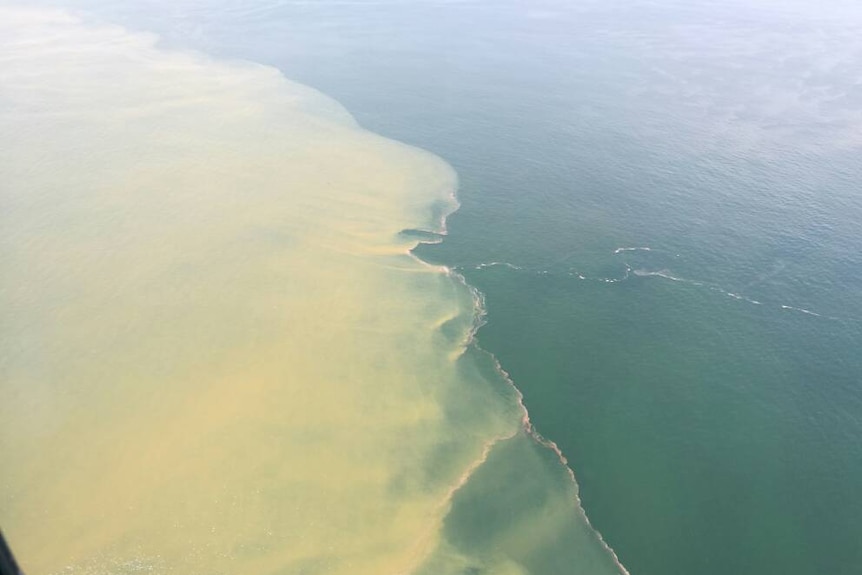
[397,428,521,575]
[448,270,629,575]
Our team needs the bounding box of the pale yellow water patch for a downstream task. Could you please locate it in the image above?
[0,8,519,574]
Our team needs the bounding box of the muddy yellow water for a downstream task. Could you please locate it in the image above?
[0,7,623,575]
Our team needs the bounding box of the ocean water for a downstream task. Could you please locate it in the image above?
[3,1,862,575]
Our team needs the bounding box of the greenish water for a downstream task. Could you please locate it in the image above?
[11,1,862,574]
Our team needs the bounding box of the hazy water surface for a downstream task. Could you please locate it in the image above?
[3,1,862,575]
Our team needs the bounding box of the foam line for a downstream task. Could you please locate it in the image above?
[613,246,652,254]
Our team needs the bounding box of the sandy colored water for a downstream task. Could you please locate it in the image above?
[0,7,623,575]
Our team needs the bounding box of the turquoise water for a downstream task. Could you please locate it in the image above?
[13,1,862,574]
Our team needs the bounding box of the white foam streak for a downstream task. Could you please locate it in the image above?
[467,256,855,323]
[613,246,652,254]
[474,261,524,271]
[777,303,860,322]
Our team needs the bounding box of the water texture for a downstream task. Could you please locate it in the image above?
[3,1,862,575]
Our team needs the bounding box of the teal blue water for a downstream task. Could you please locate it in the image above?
[28,1,862,573]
